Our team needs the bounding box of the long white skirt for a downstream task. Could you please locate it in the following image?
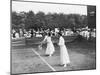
[60,45,70,65]
[45,42,55,55]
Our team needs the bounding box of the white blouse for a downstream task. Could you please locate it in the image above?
[43,36,52,43]
[58,36,65,46]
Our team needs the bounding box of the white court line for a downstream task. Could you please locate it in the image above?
[32,48,56,71]
[12,44,25,46]
[12,41,23,43]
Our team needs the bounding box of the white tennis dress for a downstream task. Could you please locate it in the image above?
[43,36,55,55]
[58,36,70,65]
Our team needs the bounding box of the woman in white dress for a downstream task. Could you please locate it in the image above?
[42,33,55,56]
[58,32,70,67]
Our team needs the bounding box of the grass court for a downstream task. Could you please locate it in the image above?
[11,36,96,74]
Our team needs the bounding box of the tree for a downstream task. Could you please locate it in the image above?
[12,11,24,29]
[12,10,88,31]
[24,11,36,30]
[35,11,45,29]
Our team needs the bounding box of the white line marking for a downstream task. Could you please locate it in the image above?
[12,41,23,43]
[32,48,56,71]
[12,44,25,46]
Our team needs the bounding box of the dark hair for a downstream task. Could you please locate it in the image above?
[48,32,51,36]
[58,32,62,36]
[44,32,48,36]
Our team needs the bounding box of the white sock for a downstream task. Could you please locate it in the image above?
[49,54,51,56]
[64,64,66,67]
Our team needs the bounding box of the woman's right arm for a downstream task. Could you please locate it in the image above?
[42,36,47,44]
